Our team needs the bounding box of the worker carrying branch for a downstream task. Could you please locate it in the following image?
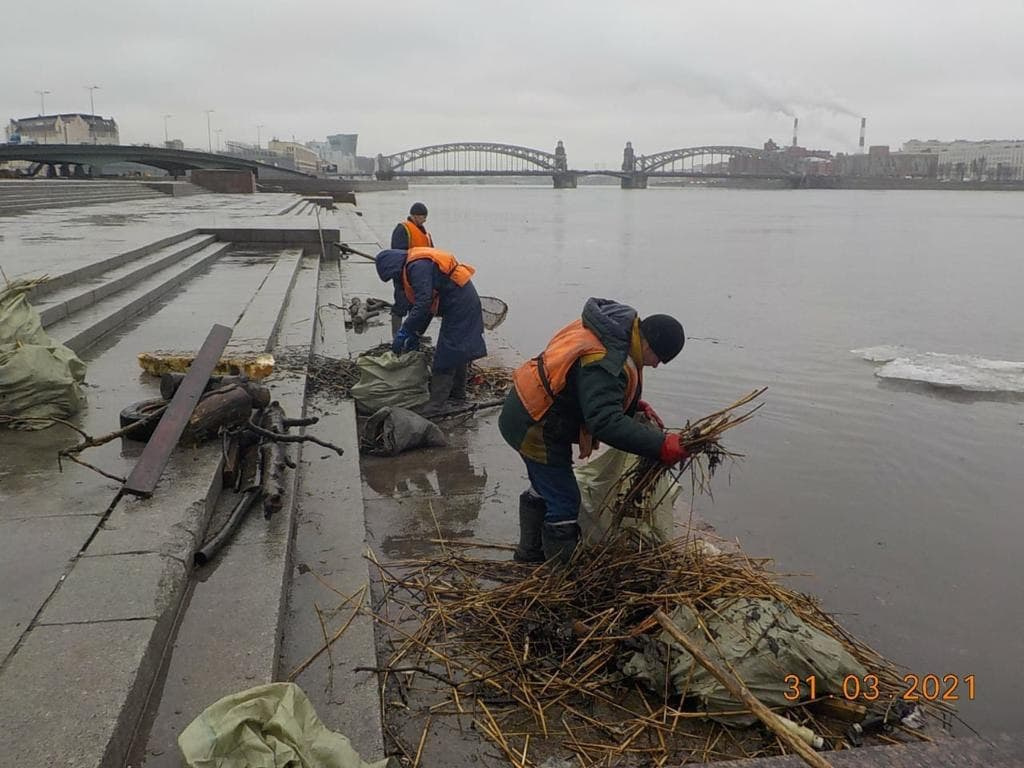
[375,247,487,416]
[499,298,688,564]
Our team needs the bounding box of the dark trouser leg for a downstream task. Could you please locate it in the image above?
[523,457,581,564]
[450,362,468,401]
[513,489,546,563]
[390,312,403,336]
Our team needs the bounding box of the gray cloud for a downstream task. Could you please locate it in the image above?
[2,0,1022,162]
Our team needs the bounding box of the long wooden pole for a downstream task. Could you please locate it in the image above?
[654,609,833,768]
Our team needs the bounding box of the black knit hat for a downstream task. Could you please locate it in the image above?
[639,314,685,363]
[409,202,428,216]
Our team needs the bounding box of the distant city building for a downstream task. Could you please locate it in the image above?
[6,114,119,145]
[833,145,938,179]
[307,133,360,174]
[902,138,1024,181]
[268,139,320,174]
[222,140,299,170]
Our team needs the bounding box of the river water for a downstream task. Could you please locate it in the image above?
[355,184,1024,737]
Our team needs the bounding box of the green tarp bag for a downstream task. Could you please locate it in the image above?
[575,446,680,544]
[178,682,392,768]
[349,349,429,415]
[0,281,87,429]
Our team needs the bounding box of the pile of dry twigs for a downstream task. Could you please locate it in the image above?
[280,345,513,404]
[364,389,951,767]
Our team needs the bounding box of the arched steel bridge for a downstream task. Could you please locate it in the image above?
[0,144,313,179]
[376,141,799,188]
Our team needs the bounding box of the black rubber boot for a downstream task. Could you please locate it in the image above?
[542,521,580,565]
[450,363,469,402]
[418,370,455,417]
[513,491,546,563]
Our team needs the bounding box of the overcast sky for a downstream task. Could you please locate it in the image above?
[3,0,1022,165]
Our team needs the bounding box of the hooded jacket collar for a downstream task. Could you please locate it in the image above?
[375,249,407,282]
[580,298,638,369]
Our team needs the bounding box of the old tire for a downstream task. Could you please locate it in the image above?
[119,397,167,442]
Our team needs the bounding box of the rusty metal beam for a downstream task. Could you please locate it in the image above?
[123,323,233,498]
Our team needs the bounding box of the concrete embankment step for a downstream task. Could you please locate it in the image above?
[130,251,322,767]
[45,240,232,354]
[0,180,165,214]
[34,233,219,327]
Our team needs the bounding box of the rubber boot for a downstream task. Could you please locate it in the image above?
[513,491,546,563]
[450,363,469,402]
[419,370,455,418]
[542,521,580,565]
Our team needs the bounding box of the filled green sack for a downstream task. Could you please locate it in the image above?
[0,280,87,429]
[349,349,429,415]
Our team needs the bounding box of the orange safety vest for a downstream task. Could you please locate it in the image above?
[513,319,641,424]
[402,220,434,248]
[401,247,476,315]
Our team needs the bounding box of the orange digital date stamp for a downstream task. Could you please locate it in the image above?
[783,673,975,702]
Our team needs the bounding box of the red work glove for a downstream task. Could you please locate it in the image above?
[637,400,664,429]
[658,433,689,465]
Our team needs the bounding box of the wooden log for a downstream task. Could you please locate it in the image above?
[161,373,270,409]
[240,382,271,409]
[160,373,244,401]
[654,609,834,768]
[185,386,253,442]
[259,402,289,518]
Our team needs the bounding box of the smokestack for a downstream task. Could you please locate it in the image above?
[859,117,866,153]
[792,117,798,148]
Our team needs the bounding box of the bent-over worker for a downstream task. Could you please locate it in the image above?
[498,298,689,564]
[375,247,487,415]
[388,202,434,334]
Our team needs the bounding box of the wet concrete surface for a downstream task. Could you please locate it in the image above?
[0,193,331,767]
[0,192,296,280]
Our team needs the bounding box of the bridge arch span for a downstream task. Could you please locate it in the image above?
[637,145,782,173]
[376,142,564,177]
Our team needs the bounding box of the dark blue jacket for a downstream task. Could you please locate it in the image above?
[375,249,487,370]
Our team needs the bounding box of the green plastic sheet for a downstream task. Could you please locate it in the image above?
[178,682,392,768]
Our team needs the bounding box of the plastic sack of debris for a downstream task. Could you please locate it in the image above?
[349,349,429,414]
[0,280,87,429]
[621,598,869,726]
[178,682,393,768]
[361,405,447,456]
[575,446,679,544]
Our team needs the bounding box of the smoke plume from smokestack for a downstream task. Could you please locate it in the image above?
[859,117,866,153]
[792,117,799,148]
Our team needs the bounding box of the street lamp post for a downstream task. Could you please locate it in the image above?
[35,89,51,116]
[163,114,172,145]
[256,123,264,150]
[205,109,215,153]
[85,85,100,116]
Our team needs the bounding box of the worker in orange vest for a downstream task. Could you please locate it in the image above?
[499,299,688,563]
[388,202,434,334]
[375,246,487,415]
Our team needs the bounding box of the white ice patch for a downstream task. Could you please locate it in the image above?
[851,345,909,364]
[854,347,1024,393]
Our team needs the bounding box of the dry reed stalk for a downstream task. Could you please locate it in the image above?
[360,388,951,765]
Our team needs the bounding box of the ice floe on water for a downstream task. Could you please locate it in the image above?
[852,346,1024,394]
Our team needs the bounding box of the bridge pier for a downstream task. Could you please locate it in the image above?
[620,173,647,189]
[552,171,577,189]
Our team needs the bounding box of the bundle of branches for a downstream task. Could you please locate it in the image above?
[603,388,765,539]
[364,390,952,767]
[467,362,513,400]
